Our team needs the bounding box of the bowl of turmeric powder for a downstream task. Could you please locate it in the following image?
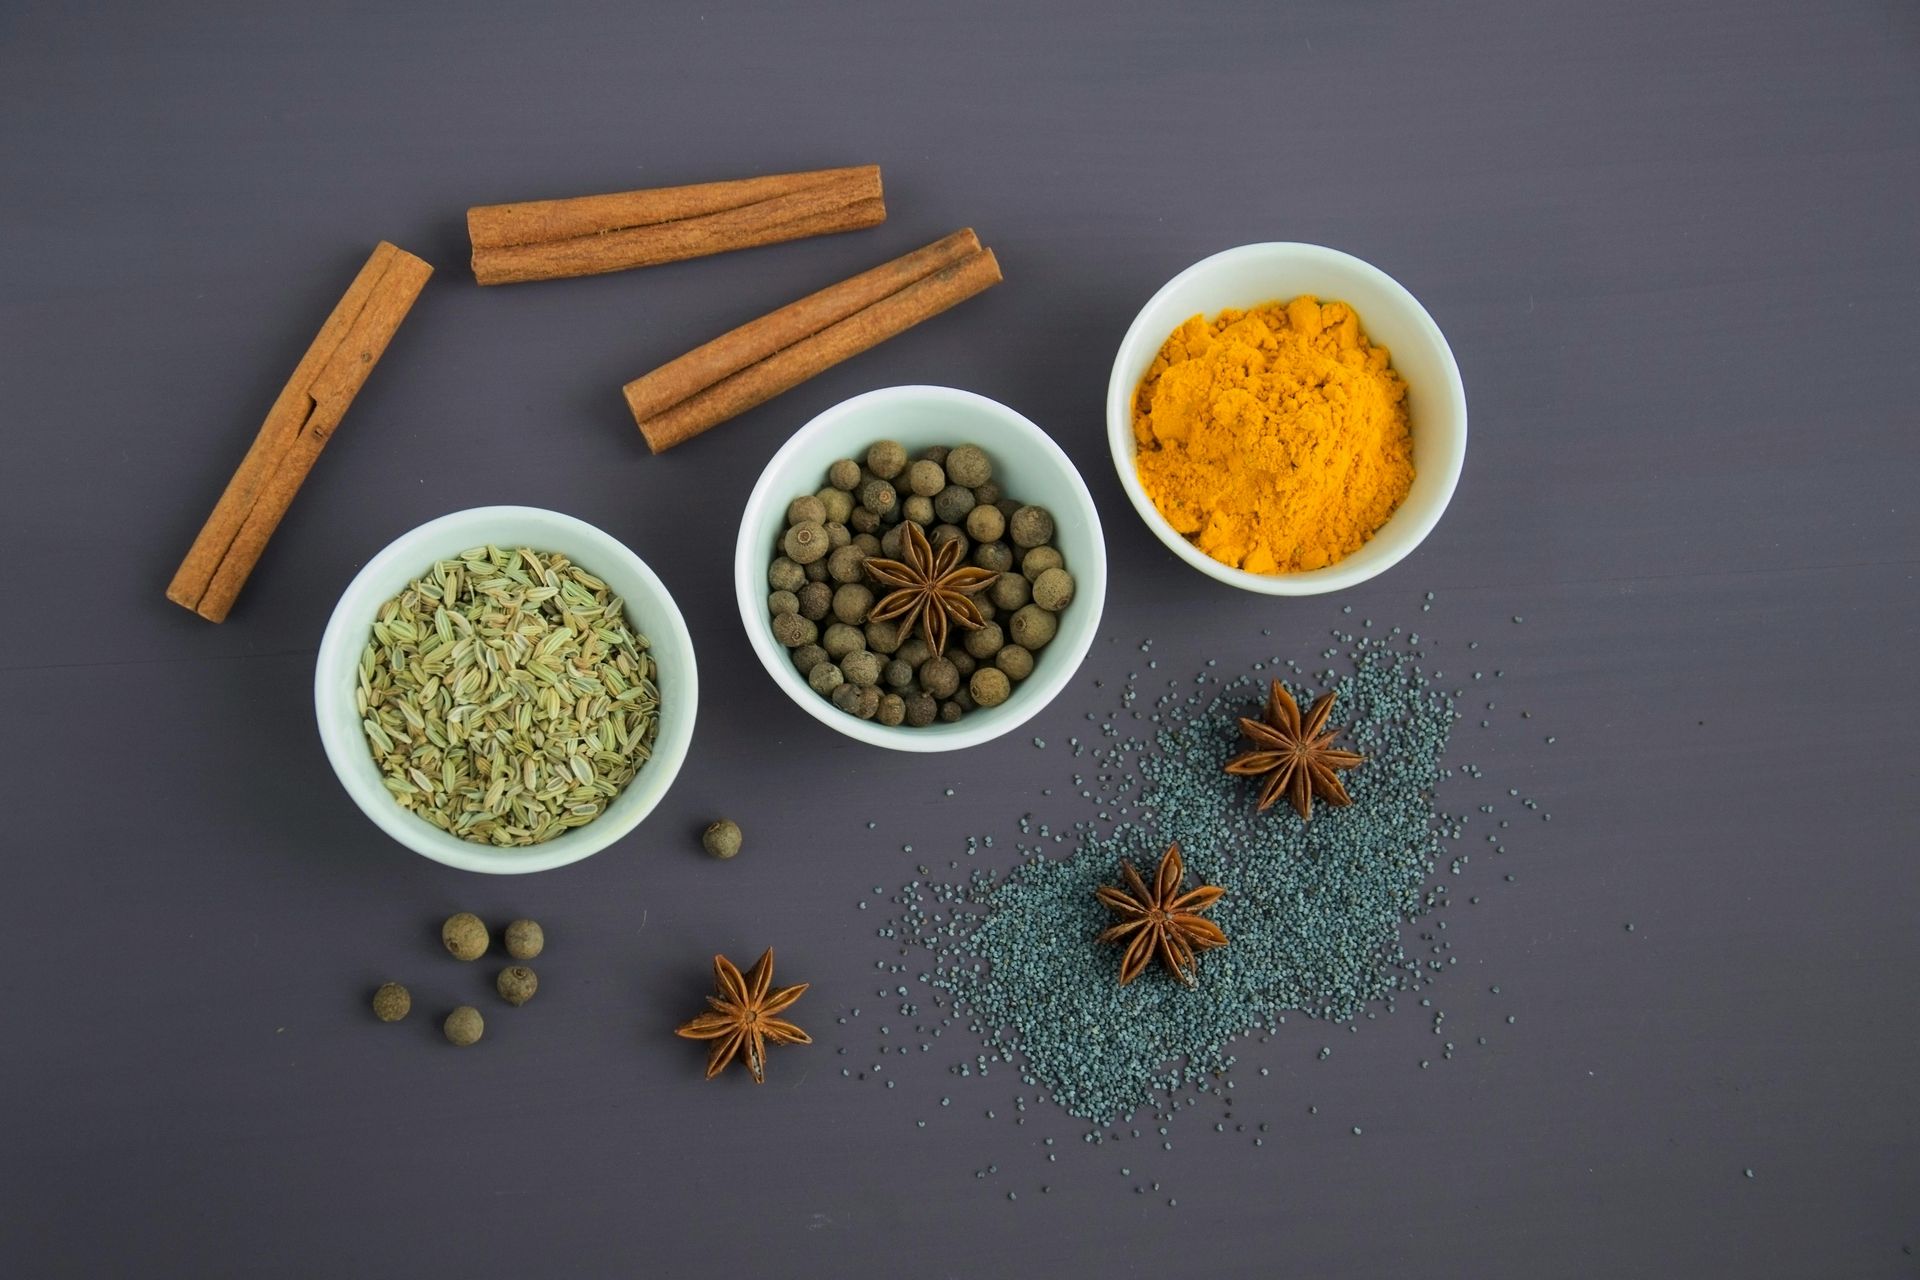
[1106,243,1466,593]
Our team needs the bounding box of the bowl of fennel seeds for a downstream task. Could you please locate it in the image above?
[315,506,697,874]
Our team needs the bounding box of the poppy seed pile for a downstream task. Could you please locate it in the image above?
[866,625,1477,1123]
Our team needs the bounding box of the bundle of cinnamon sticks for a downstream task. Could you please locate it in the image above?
[171,163,1001,620]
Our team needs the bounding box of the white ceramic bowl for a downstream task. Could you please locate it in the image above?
[315,506,698,874]
[1106,243,1467,594]
[735,385,1106,752]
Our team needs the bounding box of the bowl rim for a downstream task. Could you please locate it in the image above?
[1104,241,1467,596]
[733,384,1106,753]
[313,504,698,874]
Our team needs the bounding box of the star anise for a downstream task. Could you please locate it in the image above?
[1223,680,1365,820]
[1094,842,1227,986]
[674,948,810,1083]
[863,520,998,655]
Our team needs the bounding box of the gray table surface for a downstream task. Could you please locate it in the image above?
[3,2,1916,1276]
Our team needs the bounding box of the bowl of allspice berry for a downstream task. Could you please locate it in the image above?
[735,384,1106,751]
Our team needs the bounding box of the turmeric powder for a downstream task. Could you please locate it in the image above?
[1132,296,1413,574]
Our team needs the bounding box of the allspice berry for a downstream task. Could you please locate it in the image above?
[963,621,1006,660]
[497,966,539,1006]
[866,439,908,479]
[372,982,411,1022]
[827,545,868,585]
[929,524,969,560]
[441,912,489,961]
[965,503,1006,544]
[1033,567,1076,611]
[822,622,864,659]
[1021,545,1065,579]
[771,612,816,649]
[991,572,1031,612]
[443,1005,484,1046]
[703,818,743,859]
[919,656,960,699]
[797,580,832,621]
[970,666,1012,707]
[945,443,992,488]
[907,459,946,497]
[1009,604,1058,650]
[828,458,862,491]
[858,478,897,518]
[783,520,830,564]
[768,557,806,592]
[816,487,854,524]
[1010,506,1055,549]
[504,919,544,961]
[832,583,874,625]
[841,649,883,686]
[974,541,1014,573]
[995,644,1035,681]
[786,494,827,527]
[933,484,976,525]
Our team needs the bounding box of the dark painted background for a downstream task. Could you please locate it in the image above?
[3,2,1915,1276]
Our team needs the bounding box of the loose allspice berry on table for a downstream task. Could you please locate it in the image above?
[441,912,489,961]
[703,819,743,859]
[496,966,539,1007]
[372,982,411,1022]
[444,1006,485,1047]
[504,918,544,961]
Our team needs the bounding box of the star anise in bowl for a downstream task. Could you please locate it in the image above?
[863,520,998,656]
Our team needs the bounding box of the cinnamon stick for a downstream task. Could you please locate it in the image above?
[625,232,1002,453]
[166,241,431,623]
[623,229,982,425]
[468,165,885,285]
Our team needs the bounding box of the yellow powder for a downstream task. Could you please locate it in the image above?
[1132,296,1414,574]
